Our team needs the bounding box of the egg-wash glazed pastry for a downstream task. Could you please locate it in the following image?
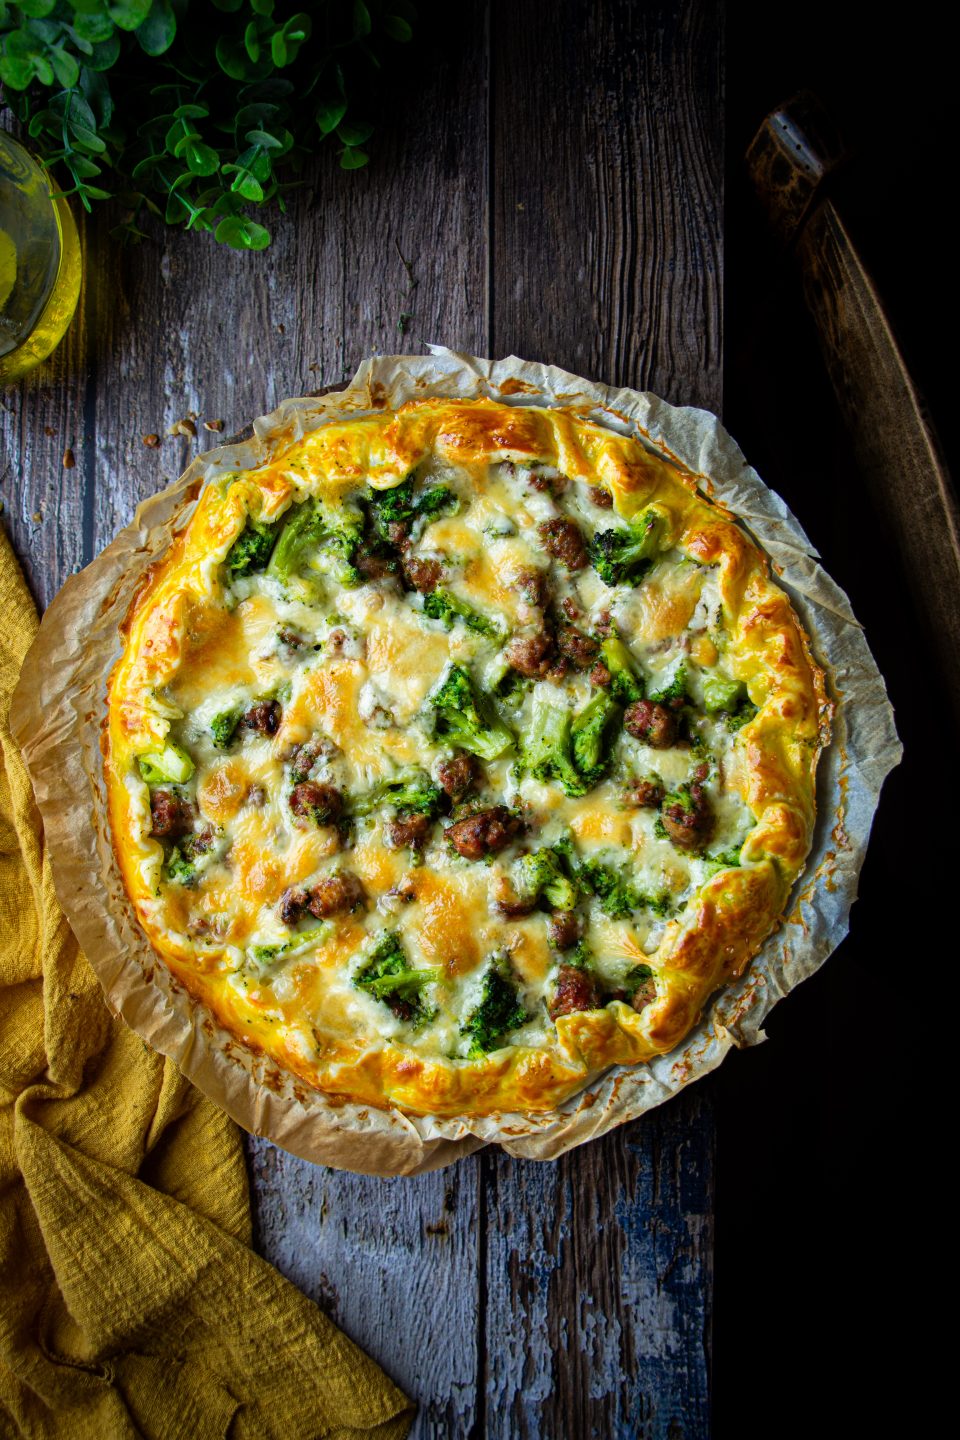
[105,398,827,1117]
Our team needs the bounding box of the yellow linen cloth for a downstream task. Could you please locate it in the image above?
[0,527,413,1439]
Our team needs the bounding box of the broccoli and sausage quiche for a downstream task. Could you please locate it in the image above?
[105,398,827,1117]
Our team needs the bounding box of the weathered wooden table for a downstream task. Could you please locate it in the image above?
[2,3,722,1433]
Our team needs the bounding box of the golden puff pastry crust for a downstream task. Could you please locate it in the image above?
[105,398,828,1117]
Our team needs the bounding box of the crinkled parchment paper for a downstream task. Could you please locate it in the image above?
[10,349,901,1176]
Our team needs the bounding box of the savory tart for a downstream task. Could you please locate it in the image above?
[105,397,827,1117]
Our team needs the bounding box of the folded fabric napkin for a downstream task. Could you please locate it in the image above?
[0,527,413,1440]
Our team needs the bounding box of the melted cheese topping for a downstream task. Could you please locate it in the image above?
[106,399,827,1117]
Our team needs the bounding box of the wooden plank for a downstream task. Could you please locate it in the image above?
[246,1137,482,1435]
[1,11,490,1437]
[485,2,723,1434]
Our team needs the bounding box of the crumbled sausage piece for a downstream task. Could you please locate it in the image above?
[505,630,555,678]
[548,964,600,1019]
[624,700,679,748]
[278,885,310,925]
[537,517,588,571]
[355,546,396,581]
[661,781,714,852]
[149,789,194,839]
[402,554,443,593]
[588,485,613,508]
[560,597,580,621]
[289,782,343,824]
[447,806,520,861]
[547,910,581,951]
[288,737,337,782]
[436,753,479,802]
[525,466,568,495]
[632,977,658,1014]
[590,660,612,689]
[386,812,433,850]
[594,610,614,636]
[306,871,366,918]
[556,624,599,670]
[492,873,537,917]
[514,569,547,608]
[625,777,665,809]
[242,699,282,736]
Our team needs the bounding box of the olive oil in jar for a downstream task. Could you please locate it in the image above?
[0,131,81,387]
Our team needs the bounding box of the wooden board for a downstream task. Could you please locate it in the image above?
[0,3,723,1435]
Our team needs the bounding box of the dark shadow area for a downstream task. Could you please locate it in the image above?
[714,5,950,1435]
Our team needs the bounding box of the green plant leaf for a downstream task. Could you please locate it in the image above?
[339,146,369,170]
[0,56,35,91]
[316,99,347,135]
[71,123,108,154]
[244,21,260,63]
[353,0,372,38]
[270,32,287,67]
[71,12,115,43]
[108,0,152,31]
[79,185,112,200]
[17,0,58,16]
[215,214,271,250]
[50,47,81,88]
[87,34,122,69]
[173,103,209,119]
[336,119,374,146]
[383,15,413,41]
[250,0,274,14]
[244,127,282,149]
[136,0,177,54]
[184,141,220,176]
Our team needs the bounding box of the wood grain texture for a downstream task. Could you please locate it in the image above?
[1,3,722,1435]
[490,0,724,410]
[482,3,722,1436]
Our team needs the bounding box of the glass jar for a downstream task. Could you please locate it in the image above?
[0,130,82,386]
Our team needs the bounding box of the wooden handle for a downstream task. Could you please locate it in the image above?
[749,92,960,721]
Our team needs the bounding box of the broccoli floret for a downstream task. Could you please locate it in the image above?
[351,769,444,819]
[164,847,197,886]
[267,497,364,588]
[514,848,579,912]
[368,479,457,545]
[702,675,744,713]
[460,958,529,1056]
[570,690,621,785]
[703,844,744,878]
[576,858,640,919]
[589,506,665,587]
[137,742,195,785]
[163,829,217,888]
[725,698,759,732]
[599,637,644,704]
[423,589,501,639]
[520,692,588,797]
[226,520,277,576]
[648,663,687,705]
[354,931,441,1025]
[210,707,243,750]
[575,856,671,919]
[429,665,514,762]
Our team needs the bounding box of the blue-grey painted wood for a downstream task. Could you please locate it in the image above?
[247,1139,483,1437]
